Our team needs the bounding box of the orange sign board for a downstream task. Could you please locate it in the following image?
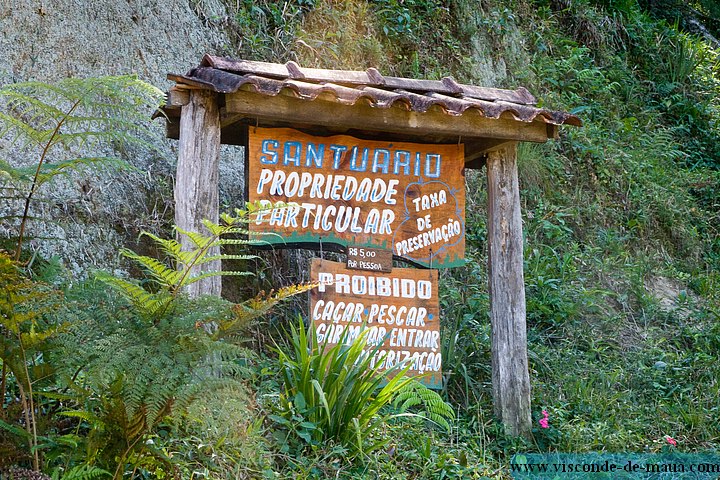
[309,259,442,388]
[248,127,465,268]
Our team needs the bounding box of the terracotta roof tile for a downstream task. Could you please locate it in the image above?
[167,55,581,128]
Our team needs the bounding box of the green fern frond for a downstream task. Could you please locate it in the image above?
[0,76,163,150]
[140,232,183,255]
[201,218,226,237]
[213,237,255,246]
[0,111,48,148]
[0,158,29,181]
[194,253,257,264]
[57,465,111,480]
[394,380,454,431]
[96,208,270,320]
[144,381,174,428]
[1,75,165,259]
[174,226,214,250]
[94,272,173,318]
[35,391,76,401]
[59,410,107,429]
[217,282,318,337]
[0,416,32,440]
[120,249,184,286]
[23,156,130,182]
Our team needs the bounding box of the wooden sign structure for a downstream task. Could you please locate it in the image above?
[248,127,466,268]
[167,57,580,437]
[310,259,441,388]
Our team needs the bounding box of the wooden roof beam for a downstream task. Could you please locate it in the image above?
[224,90,552,144]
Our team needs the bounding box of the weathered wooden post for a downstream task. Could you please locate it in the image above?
[486,143,532,437]
[175,89,221,297]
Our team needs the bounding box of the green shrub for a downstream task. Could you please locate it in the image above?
[272,318,453,457]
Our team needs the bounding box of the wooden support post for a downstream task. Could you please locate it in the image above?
[175,89,222,298]
[486,143,532,437]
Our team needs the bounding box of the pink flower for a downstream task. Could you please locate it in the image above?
[539,410,550,429]
[665,436,677,446]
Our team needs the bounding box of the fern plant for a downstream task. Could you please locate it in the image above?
[51,210,314,478]
[0,76,164,260]
[51,464,111,480]
[96,206,315,330]
[0,252,64,471]
[55,286,251,478]
[393,380,455,431]
[95,208,256,319]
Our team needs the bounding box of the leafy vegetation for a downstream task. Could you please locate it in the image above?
[2,0,720,478]
[96,208,259,320]
[0,76,164,261]
[271,318,453,458]
[0,253,61,470]
[0,220,313,478]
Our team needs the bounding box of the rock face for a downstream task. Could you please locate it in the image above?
[0,0,230,85]
[0,0,243,274]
